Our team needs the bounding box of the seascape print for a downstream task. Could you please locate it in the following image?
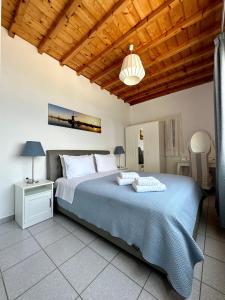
[48,103,101,133]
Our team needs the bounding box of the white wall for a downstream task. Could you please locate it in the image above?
[0,28,130,220]
[0,25,215,220]
[130,82,215,172]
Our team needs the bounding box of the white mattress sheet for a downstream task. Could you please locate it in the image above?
[55,170,119,204]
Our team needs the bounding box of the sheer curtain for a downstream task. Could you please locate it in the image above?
[214,31,225,228]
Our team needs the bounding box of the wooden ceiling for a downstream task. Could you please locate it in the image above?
[1,0,221,105]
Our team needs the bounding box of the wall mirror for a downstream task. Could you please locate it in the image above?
[190,131,211,153]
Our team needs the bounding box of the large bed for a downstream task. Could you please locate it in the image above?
[47,150,204,298]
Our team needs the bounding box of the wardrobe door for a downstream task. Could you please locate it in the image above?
[143,122,165,173]
[125,126,139,171]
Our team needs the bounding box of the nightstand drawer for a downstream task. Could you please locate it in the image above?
[24,191,52,228]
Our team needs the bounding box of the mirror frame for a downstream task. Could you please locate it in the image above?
[189,130,212,154]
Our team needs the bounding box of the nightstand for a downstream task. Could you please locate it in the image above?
[15,180,54,229]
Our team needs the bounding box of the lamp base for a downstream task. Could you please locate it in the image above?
[25,178,39,184]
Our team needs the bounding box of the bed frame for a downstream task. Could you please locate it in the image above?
[46,149,202,273]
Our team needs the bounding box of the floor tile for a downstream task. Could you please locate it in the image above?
[200,283,225,300]
[28,219,56,236]
[0,237,41,271]
[72,226,96,245]
[205,237,225,262]
[193,261,203,281]
[144,271,200,300]
[202,255,225,294]
[0,277,7,300]
[81,264,141,300]
[89,237,119,261]
[17,269,77,300]
[138,290,157,300]
[54,214,82,232]
[206,209,225,242]
[3,250,55,299]
[60,247,107,294]
[35,223,69,248]
[0,221,19,236]
[0,228,31,251]
[196,234,205,252]
[45,234,85,266]
[112,251,151,286]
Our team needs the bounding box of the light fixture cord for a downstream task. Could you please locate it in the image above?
[129,44,134,53]
[221,0,225,33]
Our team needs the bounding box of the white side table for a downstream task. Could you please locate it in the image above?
[15,180,54,229]
[118,167,128,171]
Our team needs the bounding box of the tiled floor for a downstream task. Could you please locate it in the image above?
[0,195,225,300]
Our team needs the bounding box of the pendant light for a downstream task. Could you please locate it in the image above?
[119,44,145,86]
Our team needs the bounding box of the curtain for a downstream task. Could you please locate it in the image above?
[164,115,181,157]
[214,33,225,228]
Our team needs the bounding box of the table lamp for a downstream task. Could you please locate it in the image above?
[114,146,125,169]
[21,141,45,184]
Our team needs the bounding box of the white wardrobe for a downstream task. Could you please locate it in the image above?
[125,121,165,173]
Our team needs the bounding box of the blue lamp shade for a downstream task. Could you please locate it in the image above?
[21,141,45,157]
[114,146,125,155]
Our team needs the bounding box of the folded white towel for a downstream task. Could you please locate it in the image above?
[119,172,139,179]
[132,182,166,192]
[134,176,161,186]
[117,177,135,186]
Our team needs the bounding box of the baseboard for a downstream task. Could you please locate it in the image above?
[0,215,15,225]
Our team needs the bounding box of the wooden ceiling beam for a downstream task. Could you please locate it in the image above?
[90,1,221,83]
[126,71,213,103]
[61,0,128,65]
[101,24,218,91]
[76,0,180,75]
[38,0,83,54]
[129,77,213,105]
[8,0,31,38]
[108,47,213,93]
[122,59,213,99]
[124,68,213,103]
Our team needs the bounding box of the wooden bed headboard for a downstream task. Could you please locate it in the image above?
[46,150,110,182]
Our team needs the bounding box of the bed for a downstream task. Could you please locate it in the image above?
[46,149,204,298]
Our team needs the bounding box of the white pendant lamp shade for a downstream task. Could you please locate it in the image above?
[119,45,145,86]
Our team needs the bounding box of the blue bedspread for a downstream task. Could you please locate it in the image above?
[57,172,204,298]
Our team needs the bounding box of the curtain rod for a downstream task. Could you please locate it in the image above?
[222,0,225,32]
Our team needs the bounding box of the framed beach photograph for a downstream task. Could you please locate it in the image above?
[48,103,101,133]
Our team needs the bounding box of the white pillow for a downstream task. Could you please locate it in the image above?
[63,155,96,179]
[94,154,117,172]
[59,155,66,177]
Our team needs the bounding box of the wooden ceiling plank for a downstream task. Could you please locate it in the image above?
[60,0,129,65]
[122,58,213,99]
[38,0,83,54]
[105,24,219,91]
[125,63,213,102]
[8,0,31,37]
[129,76,212,105]
[126,70,213,103]
[90,2,220,83]
[104,42,213,93]
[76,0,180,75]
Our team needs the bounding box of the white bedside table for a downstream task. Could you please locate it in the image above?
[118,167,128,171]
[15,180,54,229]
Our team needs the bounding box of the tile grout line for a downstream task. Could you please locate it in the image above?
[28,228,83,299]
[0,234,31,253]
[199,194,209,300]
[78,249,121,297]
[0,267,9,300]
[2,249,42,273]
[136,269,156,300]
